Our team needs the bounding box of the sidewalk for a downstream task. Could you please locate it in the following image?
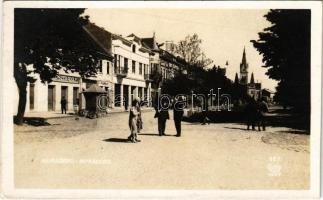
[24,107,154,119]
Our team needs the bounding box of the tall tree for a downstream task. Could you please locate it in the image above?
[162,64,234,105]
[14,9,100,124]
[175,34,213,68]
[251,9,311,112]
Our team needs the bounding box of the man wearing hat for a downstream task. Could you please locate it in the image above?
[173,95,185,137]
[155,97,170,136]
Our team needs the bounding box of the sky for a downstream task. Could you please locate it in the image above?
[84,9,278,91]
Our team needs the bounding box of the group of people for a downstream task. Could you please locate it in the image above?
[245,96,269,131]
[127,96,185,143]
[155,96,185,137]
[127,95,269,143]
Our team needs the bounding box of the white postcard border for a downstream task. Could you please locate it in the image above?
[1,1,321,199]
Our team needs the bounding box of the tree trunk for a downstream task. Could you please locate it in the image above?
[15,84,27,125]
[14,62,28,125]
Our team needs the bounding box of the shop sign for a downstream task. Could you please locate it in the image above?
[53,75,80,84]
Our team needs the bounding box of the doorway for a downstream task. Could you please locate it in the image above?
[48,85,55,111]
[61,86,68,110]
[123,85,129,110]
[29,83,35,110]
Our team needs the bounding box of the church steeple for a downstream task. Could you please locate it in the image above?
[242,46,247,67]
[239,47,249,85]
[234,73,239,84]
[250,72,255,84]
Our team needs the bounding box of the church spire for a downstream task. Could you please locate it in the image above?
[242,46,247,66]
[239,47,249,85]
[234,73,239,84]
[250,72,255,84]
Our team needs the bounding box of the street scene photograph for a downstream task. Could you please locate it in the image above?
[8,5,315,193]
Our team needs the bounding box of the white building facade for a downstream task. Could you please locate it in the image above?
[13,26,155,116]
[112,34,152,110]
[13,60,114,114]
[13,23,115,114]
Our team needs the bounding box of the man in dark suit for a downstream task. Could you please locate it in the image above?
[155,97,170,136]
[257,97,269,131]
[245,95,257,130]
[61,96,67,114]
[173,95,185,137]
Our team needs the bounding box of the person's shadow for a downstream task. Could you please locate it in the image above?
[103,132,175,143]
[103,138,130,143]
[224,127,248,131]
[139,133,174,137]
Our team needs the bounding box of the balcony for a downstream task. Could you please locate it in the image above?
[115,67,128,78]
[144,73,153,82]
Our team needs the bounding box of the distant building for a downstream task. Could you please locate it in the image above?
[236,47,262,100]
[142,33,187,98]
[262,88,275,102]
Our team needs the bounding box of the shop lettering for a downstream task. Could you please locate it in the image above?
[53,75,80,84]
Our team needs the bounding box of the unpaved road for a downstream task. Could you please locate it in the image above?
[14,111,309,189]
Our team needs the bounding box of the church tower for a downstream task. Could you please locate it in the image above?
[239,47,249,85]
[250,72,255,84]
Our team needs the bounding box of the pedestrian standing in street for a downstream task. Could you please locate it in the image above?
[61,96,67,114]
[137,101,143,133]
[155,98,170,136]
[128,97,141,143]
[244,95,257,130]
[173,95,185,137]
[201,110,211,125]
[257,97,269,131]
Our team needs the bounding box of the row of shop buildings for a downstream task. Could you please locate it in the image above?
[14,23,187,114]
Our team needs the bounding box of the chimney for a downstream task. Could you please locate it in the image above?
[153,31,157,49]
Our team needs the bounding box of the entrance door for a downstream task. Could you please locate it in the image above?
[61,86,68,110]
[123,85,129,110]
[29,83,35,110]
[48,85,55,111]
[73,87,79,105]
[114,84,121,107]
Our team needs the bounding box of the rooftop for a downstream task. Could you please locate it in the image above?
[83,23,114,60]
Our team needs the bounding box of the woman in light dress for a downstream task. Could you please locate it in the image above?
[128,98,141,143]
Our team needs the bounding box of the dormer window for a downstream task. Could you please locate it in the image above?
[132,45,136,53]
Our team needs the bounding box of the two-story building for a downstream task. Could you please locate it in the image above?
[112,33,152,110]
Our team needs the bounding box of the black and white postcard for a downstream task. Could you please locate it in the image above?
[0,1,322,199]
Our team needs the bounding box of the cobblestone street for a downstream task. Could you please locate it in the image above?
[14,110,309,189]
